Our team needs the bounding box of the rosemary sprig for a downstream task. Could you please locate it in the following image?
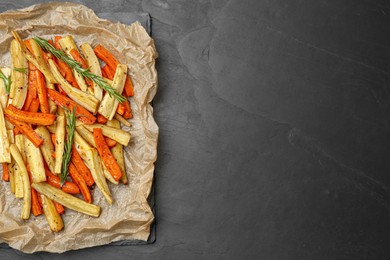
[60,107,76,185]
[0,70,11,94]
[13,67,27,74]
[32,36,126,103]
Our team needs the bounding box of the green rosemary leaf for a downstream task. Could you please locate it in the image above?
[0,70,11,94]
[60,107,76,185]
[13,67,27,74]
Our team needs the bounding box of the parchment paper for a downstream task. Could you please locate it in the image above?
[0,2,158,253]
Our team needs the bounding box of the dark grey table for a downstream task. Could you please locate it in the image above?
[1,0,390,259]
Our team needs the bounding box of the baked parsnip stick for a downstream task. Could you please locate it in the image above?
[25,136,46,183]
[32,182,100,217]
[81,123,130,146]
[10,144,31,219]
[35,126,56,173]
[41,194,64,232]
[98,64,127,120]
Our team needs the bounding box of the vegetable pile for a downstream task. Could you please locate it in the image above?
[0,31,134,232]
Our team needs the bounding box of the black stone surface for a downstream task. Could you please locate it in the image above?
[0,0,390,259]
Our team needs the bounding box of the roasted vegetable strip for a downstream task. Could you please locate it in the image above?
[54,110,65,174]
[55,58,79,89]
[98,64,127,120]
[80,43,103,100]
[14,136,25,198]
[58,36,89,92]
[94,44,134,97]
[2,163,9,181]
[53,36,62,50]
[35,126,56,173]
[47,101,57,114]
[28,169,43,217]
[88,149,113,204]
[116,102,125,115]
[82,123,130,146]
[53,36,79,89]
[31,187,42,216]
[28,37,52,75]
[45,168,80,194]
[74,132,112,204]
[69,49,88,70]
[41,194,64,232]
[93,128,122,182]
[47,89,96,125]
[7,129,15,144]
[25,137,46,183]
[10,144,31,219]
[9,39,28,108]
[9,162,15,193]
[5,115,43,147]
[71,145,94,186]
[5,105,56,126]
[13,162,24,198]
[107,119,127,184]
[101,163,119,184]
[35,70,50,114]
[105,137,117,148]
[94,45,119,71]
[114,113,132,127]
[23,62,38,111]
[14,134,26,162]
[69,162,92,203]
[24,39,34,54]
[27,98,40,113]
[122,98,133,119]
[101,65,114,80]
[54,201,65,215]
[32,182,100,217]
[97,114,108,124]
[76,125,96,148]
[27,39,51,113]
[46,80,58,114]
